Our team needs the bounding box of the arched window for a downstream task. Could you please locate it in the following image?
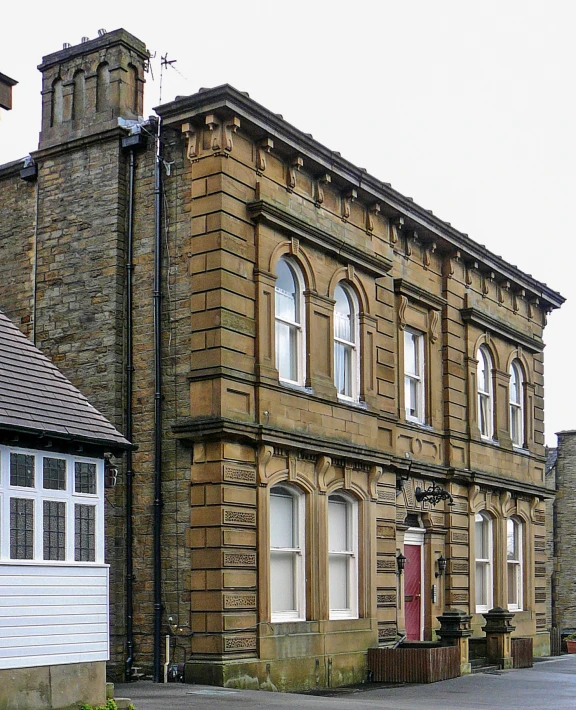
[51,78,63,127]
[275,258,305,385]
[270,485,305,621]
[334,284,359,401]
[72,70,85,121]
[404,328,425,423]
[477,347,493,439]
[509,361,524,447]
[96,63,110,113]
[507,517,523,611]
[328,492,358,619]
[475,512,493,612]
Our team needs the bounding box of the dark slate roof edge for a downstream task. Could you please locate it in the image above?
[0,311,132,451]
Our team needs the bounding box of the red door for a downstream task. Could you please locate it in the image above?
[404,544,422,641]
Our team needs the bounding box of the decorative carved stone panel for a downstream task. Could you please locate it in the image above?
[223,634,257,652]
[376,557,397,572]
[535,588,546,604]
[223,593,257,609]
[222,508,256,527]
[450,530,469,545]
[223,552,256,567]
[378,623,397,640]
[376,524,395,539]
[377,590,397,607]
[450,560,469,575]
[377,487,396,504]
[223,465,257,485]
[448,591,469,605]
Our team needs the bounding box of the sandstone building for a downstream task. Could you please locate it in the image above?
[0,29,564,690]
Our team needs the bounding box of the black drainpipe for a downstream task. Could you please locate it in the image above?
[153,116,164,683]
[121,129,147,682]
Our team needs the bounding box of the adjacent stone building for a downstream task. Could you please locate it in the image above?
[0,28,564,690]
[0,309,131,708]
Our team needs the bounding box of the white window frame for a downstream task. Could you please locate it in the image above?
[328,492,358,620]
[507,517,523,612]
[477,347,494,439]
[509,361,524,447]
[275,257,306,386]
[333,283,360,402]
[475,512,493,613]
[404,328,426,424]
[270,484,305,622]
[0,445,104,565]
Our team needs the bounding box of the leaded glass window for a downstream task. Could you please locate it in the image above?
[43,500,66,560]
[43,457,66,490]
[75,504,95,561]
[10,453,34,487]
[10,497,34,559]
[75,462,96,494]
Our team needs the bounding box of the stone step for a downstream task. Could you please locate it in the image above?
[471,663,501,674]
[115,698,134,710]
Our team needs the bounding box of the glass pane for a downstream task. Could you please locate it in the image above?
[510,365,520,403]
[405,376,419,418]
[75,462,96,494]
[334,286,352,342]
[43,500,66,560]
[476,561,486,605]
[507,519,518,560]
[270,551,295,612]
[270,492,294,548]
[479,394,489,436]
[10,498,34,559]
[404,331,417,375]
[334,342,352,397]
[43,457,66,490]
[329,555,349,609]
[10,453,34,487]
[328,499,348,552]
[275,260,298,322]
[475,515,486,558]
[508,564,518,605]
[75,504,95,561]
[276,321,298,381]
[478,350,488,391]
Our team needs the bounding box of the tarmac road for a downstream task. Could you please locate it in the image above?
[115,655,576,710]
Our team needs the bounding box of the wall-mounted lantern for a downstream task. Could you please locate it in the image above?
[396,552,407,575]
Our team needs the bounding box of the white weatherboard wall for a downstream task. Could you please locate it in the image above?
[0,564,109,669]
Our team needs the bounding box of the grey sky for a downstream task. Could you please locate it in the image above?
[1,0,573,445]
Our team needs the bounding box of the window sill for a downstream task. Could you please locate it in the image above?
[336,395,366,409]
[0,559,108,567]
[279,379,313,395]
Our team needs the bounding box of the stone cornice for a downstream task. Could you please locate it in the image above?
[460,306,544,353]
[393,278,447,310]
[157,84,564,311]
[247,199,392,277]
[31,126,128,160]
[449,466,553,500]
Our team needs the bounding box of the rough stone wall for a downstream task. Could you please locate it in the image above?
[552,431,576,631]
[0,163,37,337]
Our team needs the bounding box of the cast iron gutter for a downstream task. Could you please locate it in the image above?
[152,116,163,683]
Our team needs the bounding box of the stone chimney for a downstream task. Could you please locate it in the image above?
[37,29,147,150]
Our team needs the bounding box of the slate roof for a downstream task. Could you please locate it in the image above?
[0,310,130,451]
[546,447,558,475]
